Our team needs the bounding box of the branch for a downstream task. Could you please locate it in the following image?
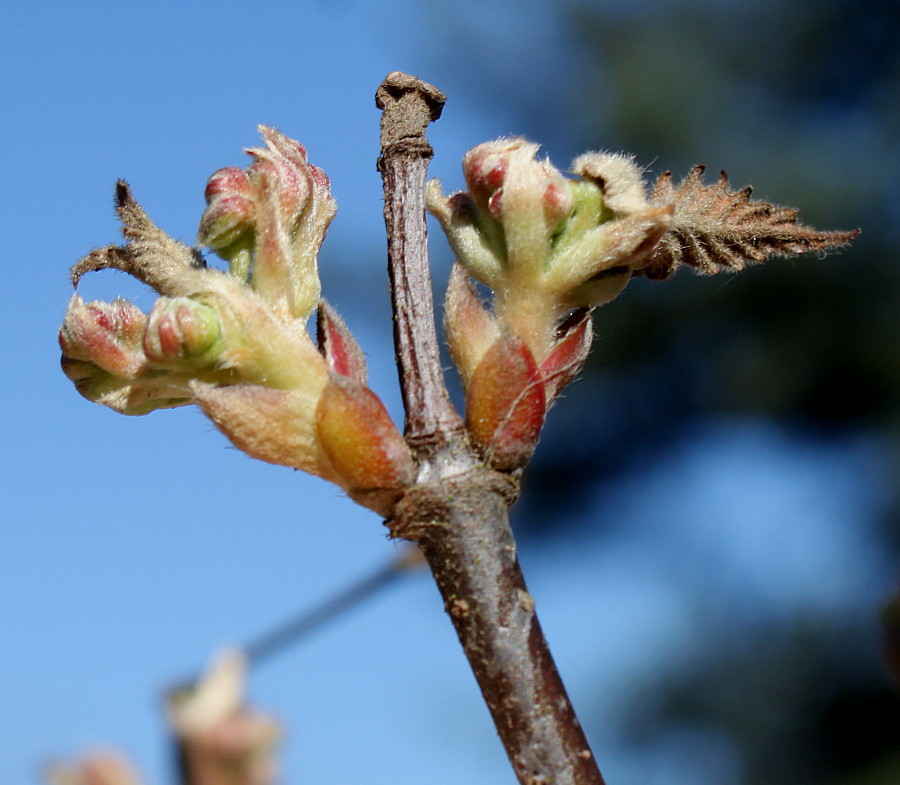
[375,72,468,467]
[376,72,606,785]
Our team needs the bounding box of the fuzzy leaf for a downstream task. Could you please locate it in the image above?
[466,333,546,472]
[191,382,331,479]
[444,263,500,388]
[539,310,593,402]
[315,375,415,509]
[642,165,861,280]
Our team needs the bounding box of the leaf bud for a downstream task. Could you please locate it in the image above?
[198,167,256,251]
[59,295,147,378]
[142,297,223,368]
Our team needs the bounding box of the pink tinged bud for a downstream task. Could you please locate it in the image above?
[205,166,252,201]
[462,142,511,214]
[316,375,415,512]
[316,300,368,384]
[247,157,308,229]
[444,263,500,388]
[59,298,193,414]
[143,297,222,367]
[243,126,335,322]
[539,310,593,402]
[198,167,256,250]
[192,382,334,479]
[479,140,573,281]
[59,296,147,378]
[466,333,547,472]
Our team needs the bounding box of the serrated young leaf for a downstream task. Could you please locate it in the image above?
[641,165,861,280]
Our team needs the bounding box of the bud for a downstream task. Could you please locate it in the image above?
[461,138,575,285]
[465,333,546,472]
[59,296,146,378]
[539,310,593,401]
[143,297,223,368]
[63,133,417,517]
[316,300,368,384]
[245,126,336,322]
[198,166,256,253]
[316,375,415,513]
[570,152,649,215]
[196,127,337,323]
[444,262,500,389]
[429,137,673,456]
[168,650,280,785]
[59,296,194,414]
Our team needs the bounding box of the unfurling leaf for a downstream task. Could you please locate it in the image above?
[642,165,860,280]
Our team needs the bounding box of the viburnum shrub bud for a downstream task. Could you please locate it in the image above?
[428,138,672,359]
[196,125,337,322]
[60,128,412,514]
[428,137,672,471]
[58,296,196,415]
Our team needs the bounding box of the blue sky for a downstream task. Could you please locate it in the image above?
[1,2,891,784]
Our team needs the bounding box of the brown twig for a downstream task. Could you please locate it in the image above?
[376,72,468,468]
[376,72,606,785]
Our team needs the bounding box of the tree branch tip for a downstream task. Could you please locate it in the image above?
[375,72,446,121]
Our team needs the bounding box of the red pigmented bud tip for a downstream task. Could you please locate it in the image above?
[316,300,368,384]
[462,138,575,230]
[143,297,223,367]
[462,144,510,215]
[540,310,593,402]
[59,295,146,378]
[198,166,255,251]
[316,376,415,514]
[466,333,547,472]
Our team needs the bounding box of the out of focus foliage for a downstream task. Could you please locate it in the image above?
[426,0,899,782]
